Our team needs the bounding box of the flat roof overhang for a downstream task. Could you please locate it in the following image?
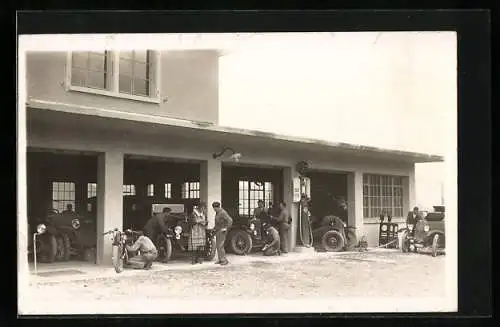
[25,99,444,164]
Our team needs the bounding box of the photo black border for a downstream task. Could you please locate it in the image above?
[10,9,492,326]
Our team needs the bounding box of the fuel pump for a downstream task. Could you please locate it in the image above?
[295,161,313,247]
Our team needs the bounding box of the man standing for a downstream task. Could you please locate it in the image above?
[406,206,423,236]
[124,230,158,270]
[273,201,290,253]
[142,207,171,242]
[261,222,281,256]
[212,201,233,266]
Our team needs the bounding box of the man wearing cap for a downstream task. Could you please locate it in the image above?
[212,201,233,266]
[124,230,158,270]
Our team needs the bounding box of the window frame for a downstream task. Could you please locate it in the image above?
[65,50,162,104]
[181,181,200,199]
[362,174,404,220]
[238,180,274,218]
[51,181,76,213]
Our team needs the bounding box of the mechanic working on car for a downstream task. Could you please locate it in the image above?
[261,222,281,256]
[212,201,233,266]
[272,201,290,254]
[406,206,423,235]
[124,229,158,270]
[62,203,74,215]
[142,207,171,242]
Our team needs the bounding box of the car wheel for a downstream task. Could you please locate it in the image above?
[321,230,345,252]
[230,230,253,255]
[431,234,440,257]
[60,234,71,261]
[401,231,409,253]
[39,234,57,263]
[156,235,173,263]
[112,245,124,273]
[205,236,216,261]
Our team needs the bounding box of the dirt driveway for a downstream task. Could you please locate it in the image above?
[21,250,448,314]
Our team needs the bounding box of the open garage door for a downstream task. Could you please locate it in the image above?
[122,156,201,230]
[27,149,98,264]
[305,170,349,222]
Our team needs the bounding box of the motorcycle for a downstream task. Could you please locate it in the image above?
[102,228,140,273]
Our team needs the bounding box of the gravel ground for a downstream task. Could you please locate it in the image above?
[27,251,446,303]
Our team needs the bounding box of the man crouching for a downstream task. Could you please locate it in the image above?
[261,222,281,256]
[124,229,158,270]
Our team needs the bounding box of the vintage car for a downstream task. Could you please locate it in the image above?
[155,212,216,262]
[401,206,445,257]
[29,209,97,263]
[225,215,269,255]
[311,214,358,252]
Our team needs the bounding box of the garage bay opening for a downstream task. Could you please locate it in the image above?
[27,149,99,265]
[221,164,284,255]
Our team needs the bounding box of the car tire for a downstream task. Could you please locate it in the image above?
[321,230,345,252]
[401,231,409,253]
[431,234,440,257]
[206,236,216,261]
[229,230,253,255]
[112,245,124,273]
[157,235,173,263]
[61,234,71,261]
[38,234,57,263]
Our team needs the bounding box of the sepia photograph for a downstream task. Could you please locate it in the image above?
[17,31,457,315]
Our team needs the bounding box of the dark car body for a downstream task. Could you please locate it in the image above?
[402,206,445,255]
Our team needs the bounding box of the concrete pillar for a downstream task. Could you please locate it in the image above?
[96,151,124,265]
[347,171,364,239]
[200,159,221,229]
[283,166,297,251]
[408,164,416,208]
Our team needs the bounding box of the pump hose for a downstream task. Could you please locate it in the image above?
[298,202,313,247]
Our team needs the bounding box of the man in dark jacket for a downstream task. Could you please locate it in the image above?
[272,201,290,253]
[406,206,423,236]
[212,201,233,266]
[261,222,281,256]
[142,207,171,243]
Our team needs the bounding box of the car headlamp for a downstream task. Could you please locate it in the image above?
[423,225,430,232]
[343,222,347,228]
[174,226,182,234]
[36,224,47,234]
[71,218,81,229]
[249,223,255,231]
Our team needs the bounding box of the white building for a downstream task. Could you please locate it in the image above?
[19,33,453,272]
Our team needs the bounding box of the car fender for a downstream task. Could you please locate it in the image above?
[426,230,445,242]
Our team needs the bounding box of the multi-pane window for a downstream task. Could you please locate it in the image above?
[52,182,76,212]
[71,51,110,90]
[363,174,404,219]
[147,184,154,197]
[69,50,159,100]
[123,184,136,196]
[87,183,97,198]
[164,183,172,199]
[118,50,154,97]
[182,182,200,199]
[238,181,274,217]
